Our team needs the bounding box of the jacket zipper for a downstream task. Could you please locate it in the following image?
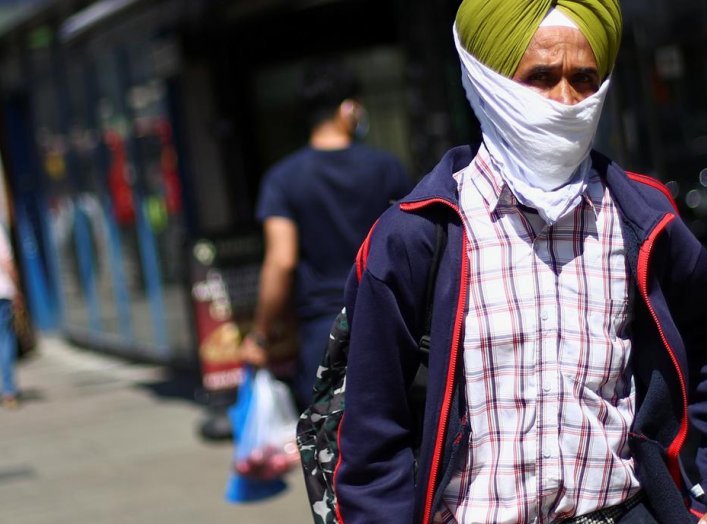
[636,212,688,489]
[400,198,469,524]
[423,233,468,524]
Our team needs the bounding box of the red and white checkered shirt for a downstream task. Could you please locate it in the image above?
[439,146,641,523]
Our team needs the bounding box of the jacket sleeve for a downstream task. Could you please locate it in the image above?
[668,223,707,517]
[334,214,430,524]
[684,248,707,515]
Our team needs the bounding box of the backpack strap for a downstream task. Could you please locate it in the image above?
[410,220,447,458]
[418,221,447,366]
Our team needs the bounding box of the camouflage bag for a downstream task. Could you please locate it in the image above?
[296,222,447,524]
[296,309,351,524]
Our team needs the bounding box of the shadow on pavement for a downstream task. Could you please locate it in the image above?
[17,387,46,404]
[135,369,204,404]
[135,369,239,442]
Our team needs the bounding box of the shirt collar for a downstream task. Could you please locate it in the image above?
[468,143,511,213]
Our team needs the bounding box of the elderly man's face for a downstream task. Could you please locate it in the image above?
[512,26,600,105]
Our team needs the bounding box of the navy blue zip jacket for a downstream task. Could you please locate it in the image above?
[335,144,707,524]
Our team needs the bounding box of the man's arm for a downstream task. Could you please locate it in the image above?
[335,214,429,523]
[0,257,19,292]
[684,247,707,523]
[668,226,707,523]
[240,217,298,366]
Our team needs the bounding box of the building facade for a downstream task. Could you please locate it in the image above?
[0,0,471,378]
[0,0,704,375]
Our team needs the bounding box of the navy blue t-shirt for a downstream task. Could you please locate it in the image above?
[256,143,412,320]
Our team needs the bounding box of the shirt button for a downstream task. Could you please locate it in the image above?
[543,451,551,459]
[543,385,551,393]
[541,311,549,320]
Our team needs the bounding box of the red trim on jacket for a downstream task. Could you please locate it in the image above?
[333,414,346,524]
[355,219,379,282]
[626,172,679,214]
[400,198,467,524]
[636,212,688,490]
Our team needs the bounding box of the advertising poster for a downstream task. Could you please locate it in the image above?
[189,233,262,392]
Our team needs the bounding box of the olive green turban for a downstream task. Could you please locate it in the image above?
[455,0,622,79]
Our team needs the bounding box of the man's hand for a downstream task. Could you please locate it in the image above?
[239,333,268,368]
[235,441,300,480]
[699,515,707,524]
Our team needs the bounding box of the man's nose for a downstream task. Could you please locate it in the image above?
[550,79,578,106]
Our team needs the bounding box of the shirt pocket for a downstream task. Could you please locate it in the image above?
[564,297,632,394]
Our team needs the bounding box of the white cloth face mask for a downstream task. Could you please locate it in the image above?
[453,24,611,223]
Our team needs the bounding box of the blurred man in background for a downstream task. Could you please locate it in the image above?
[240,59,412,410]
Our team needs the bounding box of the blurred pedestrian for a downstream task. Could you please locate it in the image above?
[240,58,412,410]
[334,1,707,523]
[0,224,20,410]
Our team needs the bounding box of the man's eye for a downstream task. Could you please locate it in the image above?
[572,74,600,91]
[528,72,550,83]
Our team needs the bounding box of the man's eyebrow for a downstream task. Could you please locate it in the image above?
[574,66,599,76]
[526,65,556,75]
[523,65,599,76]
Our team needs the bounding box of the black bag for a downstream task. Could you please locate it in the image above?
[295,222,447,524]
[13,298,36,360]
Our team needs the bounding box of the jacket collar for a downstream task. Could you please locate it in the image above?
[400,145,478,211]
[590,150,674,244]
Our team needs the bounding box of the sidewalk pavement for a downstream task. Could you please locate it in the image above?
[0,336,313,524]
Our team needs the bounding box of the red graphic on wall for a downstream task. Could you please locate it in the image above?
[105,130,136,225]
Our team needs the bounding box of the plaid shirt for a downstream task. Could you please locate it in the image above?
[439,146,641,523]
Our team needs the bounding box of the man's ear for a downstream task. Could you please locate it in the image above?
[338,99,359,131]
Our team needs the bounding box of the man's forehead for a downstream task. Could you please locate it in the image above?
[519,27,599,70]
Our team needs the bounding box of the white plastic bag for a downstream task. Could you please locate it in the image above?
[234,368,299,480]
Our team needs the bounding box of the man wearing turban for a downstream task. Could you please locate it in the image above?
[332,1,707,523]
